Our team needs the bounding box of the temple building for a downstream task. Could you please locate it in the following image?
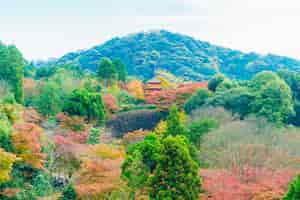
[144,78,163,96]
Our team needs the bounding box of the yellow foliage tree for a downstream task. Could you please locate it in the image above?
[126,80,145,100]
[157,76,172,89]
[154,120,167,135]
[0,148,18,183]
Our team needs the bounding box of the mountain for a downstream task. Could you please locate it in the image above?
[51,30,300,81]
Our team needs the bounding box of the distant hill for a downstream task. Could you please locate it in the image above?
[50,30,300,81]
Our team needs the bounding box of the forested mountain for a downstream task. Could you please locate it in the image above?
[51,30,300,81]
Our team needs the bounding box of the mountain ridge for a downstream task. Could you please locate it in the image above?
[48,30,300,81]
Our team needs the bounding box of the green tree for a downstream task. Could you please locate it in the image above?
[97,58,118,86]
[166,105,187,136]
[208,86,254,118]
[250,73,294,124]
[0,43,24,103]
[148,135,201,200]
[32,172,52,197]
[184,89,212,114]
[60,184,77,200]
[283,174,300,200]
[63,89,106,124]
[187,118,219,147]
[87,128,101,144]
[122,133,161,197]
[34,81,62,117]
[208,74,225,92]
[113,58,127,82]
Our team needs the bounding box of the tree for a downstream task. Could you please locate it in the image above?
[208,74,225,92]
[208,86,254,118]
[12,123,46,169]
[32,172,53,197]
[250,76,294,124]
[126,80,145,101]
[122,133,161,197]
[97,58,118,86]
[0,43,24,103]
[149,135,201,200]
[34,81,62,117]
[60,184,77,200]
[0,148,18,184]
[166,105,187,136]
[283,174,300,200]
[87,128,101,145]
[184,88,212,114]
[113,58,127,82]
[63,89,106,124]
[187,118,219,147]
[0,117,13,152]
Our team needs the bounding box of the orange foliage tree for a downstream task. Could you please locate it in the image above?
[11,123,46,169]
[126,80,145,101]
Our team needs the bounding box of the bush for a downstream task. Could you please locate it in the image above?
[283,174,300,200]
[87,128,101,145]
[32,172,52,197]
[60,184,77,200]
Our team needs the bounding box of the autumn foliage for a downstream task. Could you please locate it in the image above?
[103,93,120,114]
[200,168,296,200]
[122,129,150,145]
[126,80,145,100]
[0,148,18,183]
[12,123,46,169]
[145,82,208,110]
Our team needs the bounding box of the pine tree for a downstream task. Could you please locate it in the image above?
[166,104,186,136]
[149,135,201,200]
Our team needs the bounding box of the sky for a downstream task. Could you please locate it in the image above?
[1,0,300,60]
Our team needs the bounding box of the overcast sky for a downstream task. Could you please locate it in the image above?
[1,0,300,60]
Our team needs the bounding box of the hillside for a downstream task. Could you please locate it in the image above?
[50,30,300,81]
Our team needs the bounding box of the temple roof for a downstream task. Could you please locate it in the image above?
[147,78,161,84]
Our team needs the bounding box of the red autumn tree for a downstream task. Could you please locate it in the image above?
[103,94,120,114]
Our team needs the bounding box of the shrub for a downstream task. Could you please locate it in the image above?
[283,174,300,200]
[0,148,18,184]
[122,129,149,145]
[60,184,77,200]
[32,172,52,197]
[92,144,124,160]
[87,128,101,145]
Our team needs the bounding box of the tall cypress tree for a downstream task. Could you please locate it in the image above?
[149,135,201,200]
[166,104,186,136]
[0,43,24,103]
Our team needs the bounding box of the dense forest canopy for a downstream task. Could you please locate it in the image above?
[45,30,300,81]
